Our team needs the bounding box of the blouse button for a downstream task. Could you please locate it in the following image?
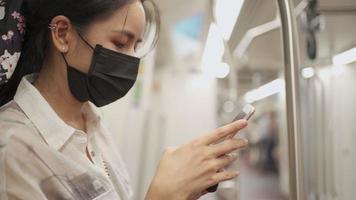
[90,151,95,157]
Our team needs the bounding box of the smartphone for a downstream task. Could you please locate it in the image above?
[206,104,255,193]
[231,104,255,122]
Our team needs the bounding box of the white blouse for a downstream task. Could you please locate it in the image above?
[0,74,133,200]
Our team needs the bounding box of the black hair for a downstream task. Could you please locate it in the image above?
[0,0,160,106]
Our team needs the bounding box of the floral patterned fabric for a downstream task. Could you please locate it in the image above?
[0,0,25,86]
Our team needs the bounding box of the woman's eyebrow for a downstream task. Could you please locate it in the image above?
[112,30,143,43]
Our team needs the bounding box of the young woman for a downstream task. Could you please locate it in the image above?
[0,0,249,199]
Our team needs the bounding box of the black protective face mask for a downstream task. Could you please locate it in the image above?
[62,35,140,107]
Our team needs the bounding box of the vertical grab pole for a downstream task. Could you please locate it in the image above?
[276,0,304,199]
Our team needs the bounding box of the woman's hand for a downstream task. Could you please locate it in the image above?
[145,119,249,200]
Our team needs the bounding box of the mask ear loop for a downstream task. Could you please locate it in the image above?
[61,53,69,66]
[77,33,96,51]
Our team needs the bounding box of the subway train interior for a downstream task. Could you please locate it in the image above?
[99,0,356,199]
[1,0,355,199]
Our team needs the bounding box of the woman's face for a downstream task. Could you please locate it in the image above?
[64,1,146,74]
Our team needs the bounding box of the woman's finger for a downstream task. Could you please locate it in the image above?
[204,170,240,188]
[209,138,248,158]
[198,120,248,146]
[204,155,239,174]
[213,154,239,170]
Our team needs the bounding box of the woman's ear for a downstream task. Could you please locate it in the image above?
[49,15,73,54]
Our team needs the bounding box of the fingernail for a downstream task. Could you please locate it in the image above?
[234,171,240,176]
[243,138,249,145]
[241,119,248,125]
[229,152,238,157]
